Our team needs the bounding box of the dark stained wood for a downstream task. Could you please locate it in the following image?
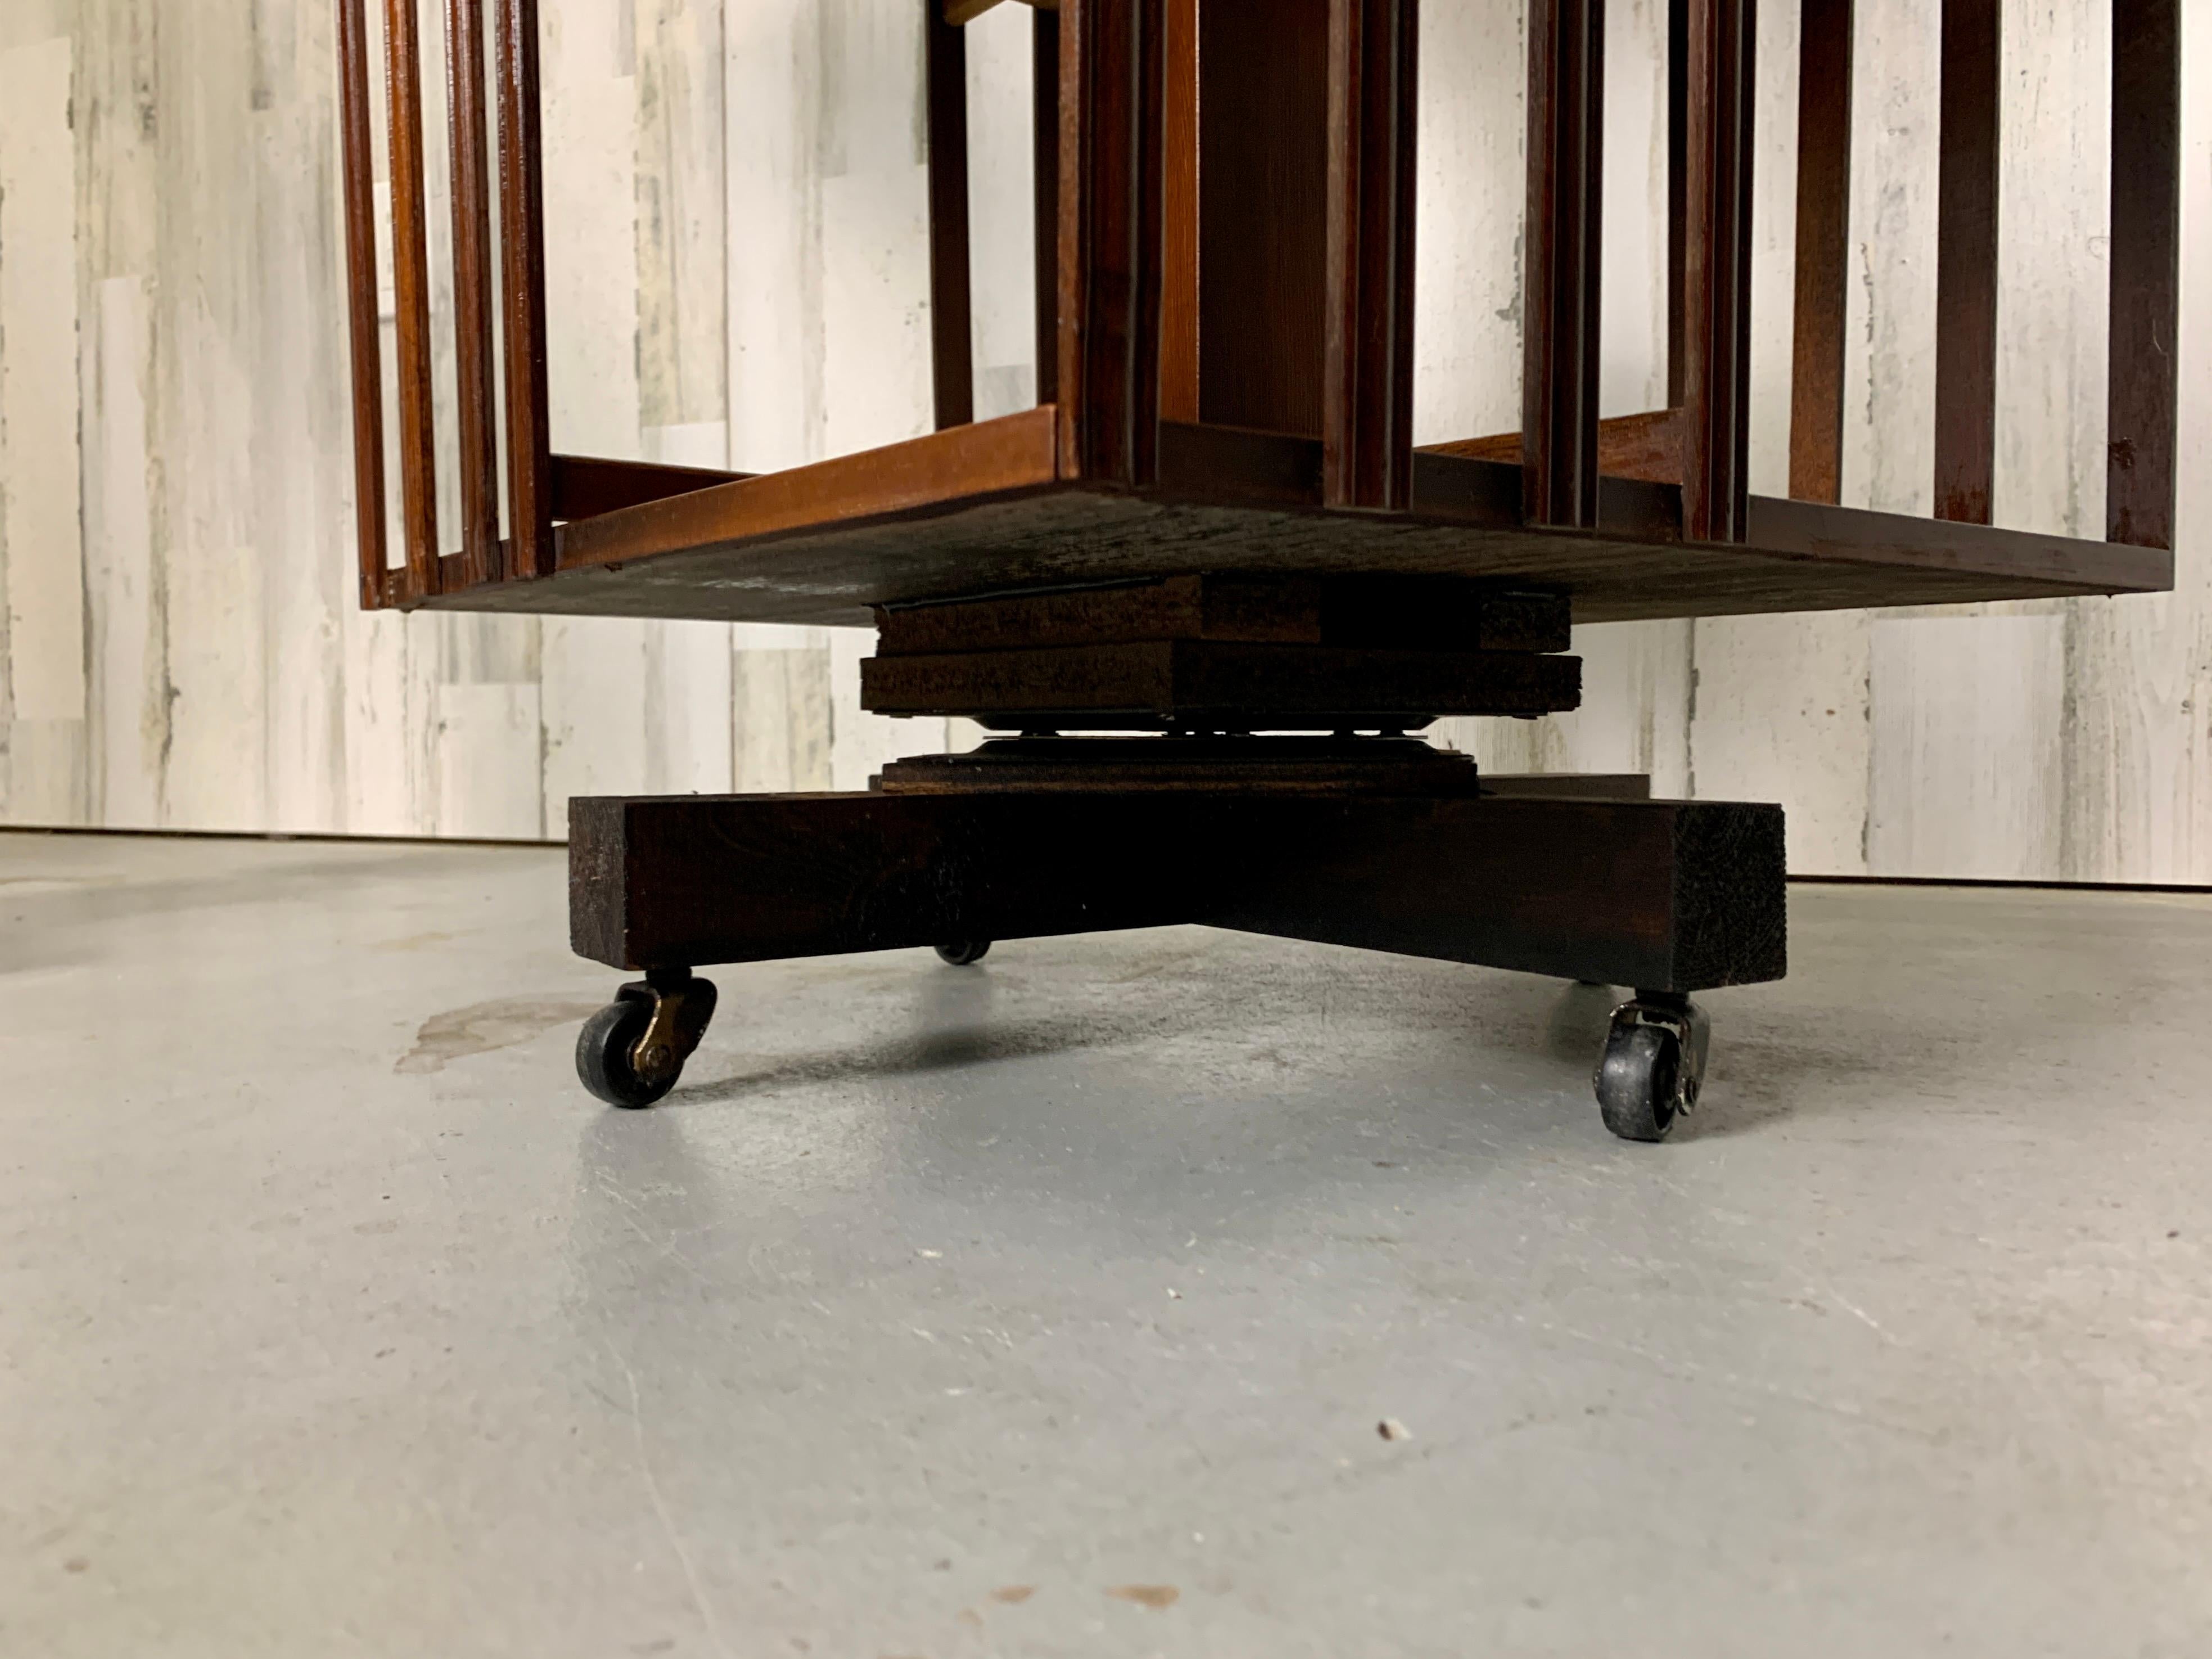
[1427,408,1688,486]
[554,406,1062,574]
[1523,0,1605,529]
[550,455,752,522]
[1032,6,1062,404]
[570,789,1787,991]
[1059,0,1167,485]
[1681,0,1755,543]
[404,402,2165,625]
[1788,0,1852,504]
[1666,0,1688,405]
[1933,0,1998,525]
[1482,772,1653,801]
[446,0,502,587]
[876,734,1486,794]
[335,0,389,611]
[382,0,441,598]
[1323,0,1418,507]
[1199,0,1330,438]
[1215,794,1787,989]
[873,574,1572,655]
[926,0,977,430]
[859,640,1583,726]
[1158,0,1200,422]
[1156,418,1325,508]
[2106,0,2181,552]
[496,0,555,579]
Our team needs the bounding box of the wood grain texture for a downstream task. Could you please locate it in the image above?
[571,787,1786,990]
[1322,0,1418,508]
[2106,0,2180,551]
[1787,0,1850,503]
[2,0,2209,891]
[1932,0,1998,525]
[1522,0,1605,529]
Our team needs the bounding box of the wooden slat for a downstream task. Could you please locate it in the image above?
[550,455,753,523]
[1032,6,1062,404]
[1425,408,1687,485]
[336,0,390,610]
[1932,0,1998,524]
[1058,0,1167,485]
[495,0,554,578]
[383,0,441,598]
[445,0,501,586]
[1787,0,1852,504]
[1681,0,1755,544]
[556,406,1062,574]
[926,0,977,430]
[1158,0,1200,423]
[947,0,1058,22]
[1322,0,1418,507]
[1666,0,1687,405]
[1199,0,1330,438]
[1523,0,1606,530]
[2106,0,2181,551]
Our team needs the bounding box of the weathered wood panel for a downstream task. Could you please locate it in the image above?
[0,0,2207,890]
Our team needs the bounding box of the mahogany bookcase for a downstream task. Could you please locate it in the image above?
[336,0,2179,1139]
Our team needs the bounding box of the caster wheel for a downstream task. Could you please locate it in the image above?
[935,940,991,967]
[576,970,717,1109]
[1595,992,1709,1143]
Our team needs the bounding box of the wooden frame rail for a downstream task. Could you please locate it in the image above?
[336,0,2183,617]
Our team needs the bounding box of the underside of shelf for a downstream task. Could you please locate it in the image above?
[413,409,2172,630]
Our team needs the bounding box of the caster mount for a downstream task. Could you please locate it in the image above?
[1595,991,1710,1143]
[576,966,719,1109]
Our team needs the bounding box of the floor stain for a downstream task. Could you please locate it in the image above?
[1105,1585,1179,1610]
[988,1586,1035,1604]
[374,930,456,952]
[396,998,603,1075]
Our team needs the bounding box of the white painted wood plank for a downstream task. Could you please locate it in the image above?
[1869,612,2066,879]
[1411,0,1523,445]
[1840,0,1938,516]
[1691,613,1873,874]
[0,35,89,828]
[727,0,827,471]
[965,2,1039,418]
[82,276,161,829]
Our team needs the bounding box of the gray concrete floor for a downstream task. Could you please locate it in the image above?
[3,829,2209,1657]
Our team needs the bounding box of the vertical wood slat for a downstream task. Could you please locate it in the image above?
[1198,0,1331,437]
[445,0,501,585]
[1523,0,1606,530]
[1681,0,1755,543]
[1057,0,1167,486]
[495,0,554,578]
[383,0,442,598]
[926,0,977,430]
[336,0,391,609]
[1787,0,1852,504]
[1032,6,1062,405]
[1322,0,1419,510]
[1665,0,1687,407]
[1157,0,1200,424]
[2107,0,2181,551]
[1932,0,1998,524]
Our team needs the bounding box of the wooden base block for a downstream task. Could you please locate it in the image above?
[570,787,1785,992]
[860,639,1582,728]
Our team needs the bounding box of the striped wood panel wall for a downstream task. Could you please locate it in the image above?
[1,0,2206,879]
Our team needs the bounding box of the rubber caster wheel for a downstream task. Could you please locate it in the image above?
[1594,991,1709,1143]
[936,940,991,966]
[576,969,718,1109]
